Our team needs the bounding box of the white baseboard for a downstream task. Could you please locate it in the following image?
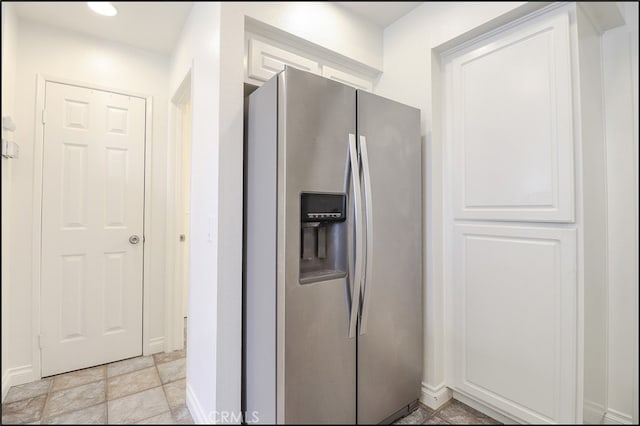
[604,408,634,425]
[1,365,35,403]
[583,399,607,424]
[420,382,453,410]
[2,369,10,402]
[186,381,208,424]
[452,390,522,424]
[148,337,165,355]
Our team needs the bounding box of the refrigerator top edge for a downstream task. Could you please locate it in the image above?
[356,89,421,120]
[248,66,420,117]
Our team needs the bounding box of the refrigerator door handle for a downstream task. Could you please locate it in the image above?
[359,135,374,335]
[348,133,364,339]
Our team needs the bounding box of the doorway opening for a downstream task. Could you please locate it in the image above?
[167,72,192,351]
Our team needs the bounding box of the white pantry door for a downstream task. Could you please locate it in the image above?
[444,8,579,424]
[40,82,146,376]
[444,6,578,424]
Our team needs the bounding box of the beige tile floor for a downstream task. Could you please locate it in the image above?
[2,349,190,425]
[3,356,498,426]
[3,316,495,426]
[395,400,501,425]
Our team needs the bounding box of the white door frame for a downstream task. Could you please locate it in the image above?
[165,68,192,352]
[32,74,154,379]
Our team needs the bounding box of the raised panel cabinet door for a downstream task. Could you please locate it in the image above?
[452,223,577,423]
[40,82,145,376]
[447,9,574,222]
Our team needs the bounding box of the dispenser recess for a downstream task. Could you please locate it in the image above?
[299,192,347,284]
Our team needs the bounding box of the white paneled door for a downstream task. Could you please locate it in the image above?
[40,82,146,377]
[452,224,577,423]
[448,10,574,222]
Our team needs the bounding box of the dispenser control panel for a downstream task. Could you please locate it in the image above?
[300,192,346,223]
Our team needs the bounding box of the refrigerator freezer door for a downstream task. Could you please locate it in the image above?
[246,77,279,424]
[281,68,357,423]
[356,91,423,424]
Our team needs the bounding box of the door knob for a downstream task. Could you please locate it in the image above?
[129,235,140,245]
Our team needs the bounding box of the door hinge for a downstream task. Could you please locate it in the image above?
[41,109,46,124]
[38,334,45,349]
[2,140,19,159]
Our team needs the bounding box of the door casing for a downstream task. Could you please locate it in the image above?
[165,69,192,353]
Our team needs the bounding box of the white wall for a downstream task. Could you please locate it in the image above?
[169,2,382,422]
[6,18,170,387]
[169,3,223,422]
[1,1,19,400]
[374,1,525,407]
[602,2,639,423]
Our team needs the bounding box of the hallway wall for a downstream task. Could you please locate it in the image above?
[4,18,170,391]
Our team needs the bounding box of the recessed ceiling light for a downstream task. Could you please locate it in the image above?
[87,2,118,17]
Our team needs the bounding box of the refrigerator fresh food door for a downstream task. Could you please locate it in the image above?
[356,90,423,424]
[281,67,357,424]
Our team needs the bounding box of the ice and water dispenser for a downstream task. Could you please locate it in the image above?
[299,192,347,284]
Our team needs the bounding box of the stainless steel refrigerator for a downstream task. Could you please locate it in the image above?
[244,66,422,424]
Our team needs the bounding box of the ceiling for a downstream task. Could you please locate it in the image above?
[13,2,422,55]
[13,2,193,54]
[336,2,423,28]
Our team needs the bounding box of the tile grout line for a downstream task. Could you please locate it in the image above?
[155,353,177,424]
[107,358,164,424]
[105,369,108,425]
[39,377,54,423]
[41,361,142,424]
[40,367,108,423]
[398,399,500,425]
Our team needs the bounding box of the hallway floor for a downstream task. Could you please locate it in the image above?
[3,317,496,425]
[2,348,191,424]
[394,401,500,425]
